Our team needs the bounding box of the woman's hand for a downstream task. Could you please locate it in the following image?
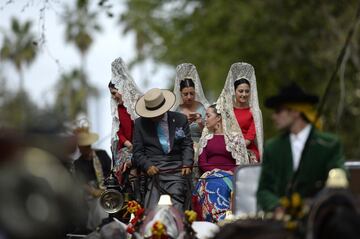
[188,112,201,123]
[195,116,204,129]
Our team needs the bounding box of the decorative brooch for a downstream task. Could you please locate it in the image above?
[175,127,186,140]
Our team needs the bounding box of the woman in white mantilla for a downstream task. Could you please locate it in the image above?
[198,62,263,166]
[193,63,263,222]
[172,63,210,143]
[109,57,142,189]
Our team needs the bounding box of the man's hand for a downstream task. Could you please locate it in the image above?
[89,187,104,198]
[94,188,105,198]
[181,167,192,176]
[147,165,159,176]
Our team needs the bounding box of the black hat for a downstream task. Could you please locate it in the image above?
[265,82,319,108]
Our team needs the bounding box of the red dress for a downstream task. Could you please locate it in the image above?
[117,104,134,149]
[233,107,260,161]
[114,104,135,183]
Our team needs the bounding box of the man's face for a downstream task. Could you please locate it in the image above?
[79,145,92,157]
[150,114,165,123]
[271,107,297,130]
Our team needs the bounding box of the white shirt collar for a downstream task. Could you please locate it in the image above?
[290,124,312,142]
[290,124,312,171]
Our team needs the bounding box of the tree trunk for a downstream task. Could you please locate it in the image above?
[18,65,25,128]
[80,52,88,115]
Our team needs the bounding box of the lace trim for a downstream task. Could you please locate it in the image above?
[198,62,263,165]
[172,63,210,111]
[110,57,143,141]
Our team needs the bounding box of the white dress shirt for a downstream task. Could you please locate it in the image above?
[290,124,312,171]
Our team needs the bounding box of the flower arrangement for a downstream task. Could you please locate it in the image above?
[184,210,197,224]
[151,221,169,239]
[124,202,200,239]
[278,192,309,235]
[183,210,198,239]
[126,200,145,234]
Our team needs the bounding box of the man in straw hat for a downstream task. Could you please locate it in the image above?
[133,88,194,211]
[74,127,111,231]
[257,82,345,212]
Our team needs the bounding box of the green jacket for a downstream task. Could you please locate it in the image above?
[256,126,345,211]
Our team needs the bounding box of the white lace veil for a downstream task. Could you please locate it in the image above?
[110,57,142,141]
[172,63,210,110]
[198,62,263,165]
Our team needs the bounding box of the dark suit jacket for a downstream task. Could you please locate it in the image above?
[132,111,194,172]
[257,126,345,211]
[74,149,111,184]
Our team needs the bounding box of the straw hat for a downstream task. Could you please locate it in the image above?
[135,88,176,118]
[75,127,99,146]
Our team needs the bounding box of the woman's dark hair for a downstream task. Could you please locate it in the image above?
[108,81,115,89]
[234,78,250,90]
[180,78,195,91]
[209,104,220,116]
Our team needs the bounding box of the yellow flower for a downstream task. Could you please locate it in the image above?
[127,200,141,214]
[279,196,290,208]
[152,221,166,237]
[291,193,301,208]
[185,210,197,223]
[285,221,298,230]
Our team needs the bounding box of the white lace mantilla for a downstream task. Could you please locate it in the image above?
[172,63,210,110]
[198,62,264,165]
[110,57,143,141]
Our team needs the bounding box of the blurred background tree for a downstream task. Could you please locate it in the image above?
[62,0,101,116]
[54,68,99,121]
[0,73,44,128]
[63,0,102,70]
[120,0,360,158]
[0,17,38,126]
[0,18,38,92]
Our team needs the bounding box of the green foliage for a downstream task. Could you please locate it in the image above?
[0,18,38,90]
[0,89,41,128]
[120,0,360,158]
[54,68,99,121]
[0,86,65,131]
[63,0,102,55]
[60,0,102,120]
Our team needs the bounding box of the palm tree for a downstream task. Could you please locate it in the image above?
[0,18,38,92]
[62,0,101,71]
[61,0,101,116]
[54,68,98,121]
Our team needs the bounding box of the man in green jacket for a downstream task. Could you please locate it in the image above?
[256,82,345,212]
